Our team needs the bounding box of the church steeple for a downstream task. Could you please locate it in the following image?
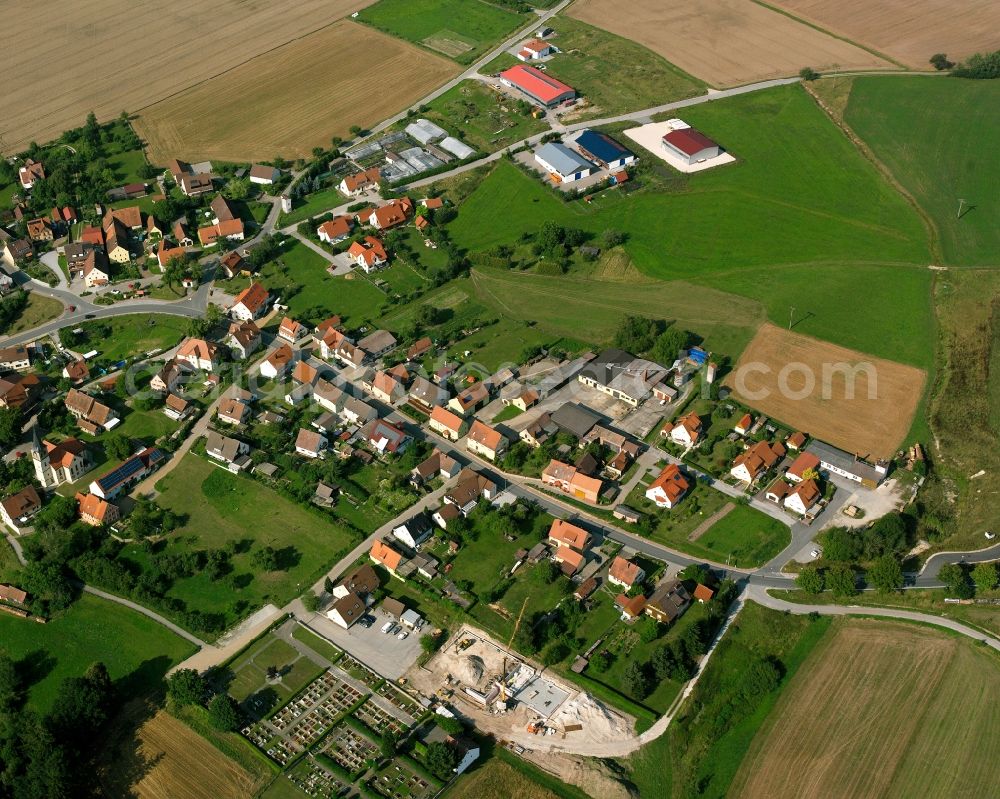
[30,425,53,489]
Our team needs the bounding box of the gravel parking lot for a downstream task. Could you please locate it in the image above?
[303,610,423,680]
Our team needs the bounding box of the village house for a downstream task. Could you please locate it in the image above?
[156,239,187,271]
[645,463,691,509]
[734,413,754,436]
[229,282,270,321]
[175,338,220,372]
[358,329,397,360]
[342,397,377,426]
[466,420,508,462]
[786,451,821,482]
[278,316,307,343]
[1,237,33,269]
[731,440,786,484]
[61,359,90,384]
[295,428,328,459]
[410,448,461,488]
[608,556,645,590]
[364,419,410,455]
[219,250,253,279]
[332,564,379,600]
[516,37,555,61]
[173,220,193,247]
[260,343,294,379]
[409,376,449,412]
[217,395,251,425]
[226,320,262,359]
[64,388,119,434]
[26,218,53,242]
[548,518,591,552]
[367,197,414,230]
[89,447,164,499]
[76,492,119,527]
[369,539,406,579]
[407,336,433,362]
[150,360,185,394]
[163,393,193,421]
[371,371,405,404]
[429,406,466,441]
[348,236,389,272]
[541,459,603,503]
[205,431,251,471]
[317,215,354,244]
[615,592,647,622]
[178,173,214,197]
[19,159,45,190]
[327,592,365,629]
[339,167,382,197]
[520,412,559,448]
[443,468,496,515]
[661,411,703,448]
[786,431,807,451]
[1,485,42,531]
[784,478,821,516]
[448,382,489,417]
[0,373,41,410]
[392,511,433,549]
[0,345,31,373]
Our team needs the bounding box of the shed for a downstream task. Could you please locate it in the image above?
[382,597,405,619]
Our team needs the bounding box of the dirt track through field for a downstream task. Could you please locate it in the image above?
[134,20,459,163]
[567,0,893,87]
[730,619,1000,799]
[726,323,925,459]
[772,0,1000,69]
[0,0,375,153]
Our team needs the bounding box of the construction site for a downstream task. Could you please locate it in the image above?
[407,624,634,751]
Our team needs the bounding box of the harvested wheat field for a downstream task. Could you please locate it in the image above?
[134,20,458,163]
[102,706,267,799]
[773,0,1000,69]
[731,619,1000,799]
[726,323,925,458]
[568,0,893,87]
[0,0,374,153]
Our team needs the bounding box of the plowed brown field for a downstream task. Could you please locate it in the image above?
[133,21,459,163]
[0,0,374,153]
[725,323,925,458]
[773,0,1000,69]
[567,0,894,87]
[731,619,1000,799]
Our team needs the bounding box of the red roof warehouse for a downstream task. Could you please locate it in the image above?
[661,127,721,165]
[499,64,575,107]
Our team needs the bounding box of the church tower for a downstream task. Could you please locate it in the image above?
[30,426,54,490]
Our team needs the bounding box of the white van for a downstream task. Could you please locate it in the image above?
[381,621,394,634]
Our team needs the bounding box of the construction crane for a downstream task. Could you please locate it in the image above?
[499,596,529,707]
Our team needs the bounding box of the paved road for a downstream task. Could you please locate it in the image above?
[918,543,1000,586]
[39,251,68,290]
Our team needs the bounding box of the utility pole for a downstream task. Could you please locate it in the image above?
[957,198,967,219]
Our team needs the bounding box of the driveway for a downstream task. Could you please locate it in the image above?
[297,610,423,680]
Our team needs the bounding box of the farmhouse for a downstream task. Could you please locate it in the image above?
[226,320,261,360]
[785,478,821,516]
[465,420,508,462]
[644,463,691,509]
[65,388,119,433]
[176,338,220,372]
[534,142,596,184]
[575,130,636,169]
[548,518,591,551]
[357,329,396,359]
[645,579,691,624]
[229,282,270,321]
[578,349,668,407]
[786,451,821,482]
[805,440,888,488]
[516,38,554,61]
[662,126,721,165]
[347,237,389,272]
[541,459,603,503]
[89,447,164,499]
[499,64,576,107]
[76,493,119,527]
[367,198,414,230]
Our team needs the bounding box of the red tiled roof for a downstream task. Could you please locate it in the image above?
[500,64,575,104]
[663,127,718,156]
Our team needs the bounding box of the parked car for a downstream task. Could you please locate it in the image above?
[810,548,822,559]
[986,531,996,540]
[397,630,408,640]
[380,621,393,634]
[67,305,76,312]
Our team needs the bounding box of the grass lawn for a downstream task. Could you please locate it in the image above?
[623,601,830,798]
[692,505,790,568]
[356,0,528,64]
[107,146,150,185]
[0,593,195,713]
[111,405,181,444]
[0,538,23,583]
[417,80,548,153]
[492,405,523,423]
[254,240,386,326]
[224,633,325,716]
[449,83,935,367]
[277,186,347,226]
[844,76,1000,267]
[134,455,358,631]
[517,16,702,120]
[72,314,188,363]
[1,293,63,336]
[291,624,343,662]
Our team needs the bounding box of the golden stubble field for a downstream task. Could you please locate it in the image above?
[134,20,459,163]
[725,323,925,459]
[730,619,1000,799]
[0,0,375,153]
[567,0,893,87]
[772,0,1000,69]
